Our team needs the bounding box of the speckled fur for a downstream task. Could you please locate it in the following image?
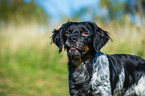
[91,52,112,95]
[52,21,145,96]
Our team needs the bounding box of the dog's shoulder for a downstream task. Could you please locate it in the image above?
[108,54,145,71]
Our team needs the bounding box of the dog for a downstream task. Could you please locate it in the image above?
[52,21,145,96]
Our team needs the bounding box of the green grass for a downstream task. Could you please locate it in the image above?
[0,22,145,96]
[0,24,69,96]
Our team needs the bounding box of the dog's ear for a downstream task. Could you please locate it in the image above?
[87,22,110,53]
[52,23,68,53]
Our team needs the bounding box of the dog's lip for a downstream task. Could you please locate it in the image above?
[67,47,87,53]
[68,47,81,56]
[69,48,79,52]
[69,48,76,50]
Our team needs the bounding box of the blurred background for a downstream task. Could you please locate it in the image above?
[0,0,145,95]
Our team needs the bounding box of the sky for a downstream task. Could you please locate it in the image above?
[35,0,99,24]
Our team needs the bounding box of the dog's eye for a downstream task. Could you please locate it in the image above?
[82,32,89,36]
[80,28,89,36]
[65,31,70,36]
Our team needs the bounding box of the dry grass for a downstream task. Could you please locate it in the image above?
[0,20,144,95]
[0,23,68,96]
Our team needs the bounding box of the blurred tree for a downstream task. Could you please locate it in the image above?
[0,0,50,25]
[99,0,145,22]
[125,0,145,16]
[100,0,126,20]
[67,0,145,24]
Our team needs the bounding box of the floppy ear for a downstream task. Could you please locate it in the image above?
[52,23,67,53]
[87,22,110,53]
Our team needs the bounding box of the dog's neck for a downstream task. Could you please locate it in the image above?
[68,56,93,84]
[68,52,112,95]
[68,49,94,69]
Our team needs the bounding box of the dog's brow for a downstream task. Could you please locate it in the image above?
[69,28,73,31]
[80,28,83,31]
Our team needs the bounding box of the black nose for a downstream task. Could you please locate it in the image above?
[69,36,78,43]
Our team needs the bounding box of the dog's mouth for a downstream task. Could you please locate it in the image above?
[68,48,81,56]
[67,46,89,56]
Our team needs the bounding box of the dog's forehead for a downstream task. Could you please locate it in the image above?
[66,22,91,29]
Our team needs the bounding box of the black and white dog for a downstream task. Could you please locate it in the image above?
[52,21,145,96]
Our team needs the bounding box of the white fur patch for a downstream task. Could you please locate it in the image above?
[135,75,145,95]
[91,52,112,95]
[114,67,125,95]
[114,68,145,96]
[89,52,145,96]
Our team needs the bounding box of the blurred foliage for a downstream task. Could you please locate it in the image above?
[68,0,145,24]
[100,0,126,20]
[0,24,69,95]
[0,0,49,25]
[0,0,144,25]
[0,20,145,96]
[125,0,145,15]
[0,0,145,95]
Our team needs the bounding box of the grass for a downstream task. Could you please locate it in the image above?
[0,24,69,96]
[0,21,145,96]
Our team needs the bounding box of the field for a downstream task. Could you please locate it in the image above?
[0,21,145,96]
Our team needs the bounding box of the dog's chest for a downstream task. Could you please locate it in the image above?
[69,52,112,95]
[90,52,112,95]
[69,63,92,95]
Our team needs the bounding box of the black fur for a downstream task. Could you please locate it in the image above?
[52,21,145,96]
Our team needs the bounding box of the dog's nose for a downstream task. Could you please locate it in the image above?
[69,36,78,43]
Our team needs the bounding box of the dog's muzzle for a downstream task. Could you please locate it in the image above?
[67,46,89,56]
[68,48,81,56]
[65,35,89,56]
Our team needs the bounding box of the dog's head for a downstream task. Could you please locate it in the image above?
[52,21,110,65]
